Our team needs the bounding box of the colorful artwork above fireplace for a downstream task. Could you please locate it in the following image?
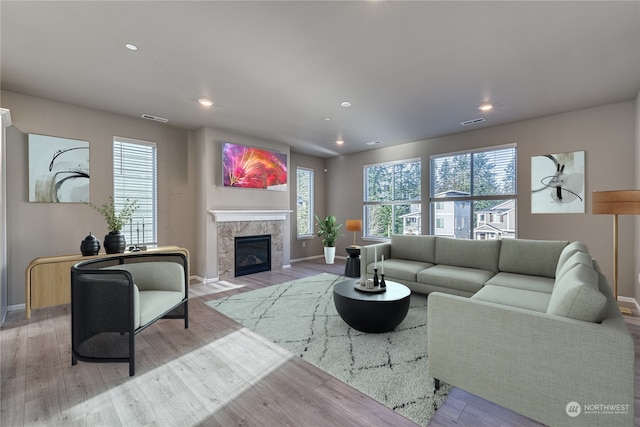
[222,142,287,191]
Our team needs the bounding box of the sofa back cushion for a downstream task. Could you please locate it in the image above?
[547,263,606,323]
[435,237,501,273]
[555,241,590,278]
[104,262,185,293]
[498,239,568,278]
[391,234,436,263]
[555,251,593,283]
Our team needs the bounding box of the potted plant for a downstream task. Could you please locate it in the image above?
[315,214,344,264]
[88,196,139,253]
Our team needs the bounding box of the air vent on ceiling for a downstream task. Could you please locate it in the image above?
[460,117,486,126]
[366,140,384,146]
[140,114,169,123]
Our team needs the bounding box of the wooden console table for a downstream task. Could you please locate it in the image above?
[25,246,189,319]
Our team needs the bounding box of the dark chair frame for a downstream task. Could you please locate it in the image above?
[71,252,189,376]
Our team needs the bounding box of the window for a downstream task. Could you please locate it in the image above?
[113,137,157,246]
[364,159,421,238]
[296,167,314,237]
[430,144,517,240]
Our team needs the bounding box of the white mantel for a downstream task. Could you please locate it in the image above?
[209,209,292,222]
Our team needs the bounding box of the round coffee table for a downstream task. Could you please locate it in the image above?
[333,279,411,333]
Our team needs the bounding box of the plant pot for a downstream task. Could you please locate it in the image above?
[324,246,336,264]
[104,231,126,254]
[80,232,100,256]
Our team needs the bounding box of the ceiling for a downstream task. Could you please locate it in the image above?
[1,1,639,158]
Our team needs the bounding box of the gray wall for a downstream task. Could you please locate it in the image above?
[2,91,194,306]
[326,101,638,298]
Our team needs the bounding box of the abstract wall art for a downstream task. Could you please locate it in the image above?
[531,150,585,213]
[222,142,287,191]
[29,133,90,202]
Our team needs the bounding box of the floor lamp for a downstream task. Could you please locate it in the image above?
[592,190,640,315]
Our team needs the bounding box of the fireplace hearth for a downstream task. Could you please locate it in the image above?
[234,235,271,277]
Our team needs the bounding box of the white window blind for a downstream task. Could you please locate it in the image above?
[113,138,157,246]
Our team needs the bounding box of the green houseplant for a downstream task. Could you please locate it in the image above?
[315,214,343,264]
[88,196,138,253]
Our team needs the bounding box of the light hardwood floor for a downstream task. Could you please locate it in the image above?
[2,258,639,426]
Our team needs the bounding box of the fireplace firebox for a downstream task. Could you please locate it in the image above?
[234,235,271,277]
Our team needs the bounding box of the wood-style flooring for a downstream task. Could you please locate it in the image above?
[2,258,639,426]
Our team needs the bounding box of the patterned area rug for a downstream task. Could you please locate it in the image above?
[205,273,450,425]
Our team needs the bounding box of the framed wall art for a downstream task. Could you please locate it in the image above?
[29,133,90,202]
[222,142,287,191]
[531,150,585,213]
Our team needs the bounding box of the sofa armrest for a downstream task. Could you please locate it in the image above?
[427,292,634,427]
[360,242,391,280]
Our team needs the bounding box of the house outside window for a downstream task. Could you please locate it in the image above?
[430,144,517,239]
[296,167,314,238]
[363,158,421,238]
[113,137,157,246]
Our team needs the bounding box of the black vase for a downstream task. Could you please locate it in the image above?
[80,232,100,256]
[104,231,126,254]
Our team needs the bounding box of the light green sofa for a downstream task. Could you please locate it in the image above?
[360,235,634,427]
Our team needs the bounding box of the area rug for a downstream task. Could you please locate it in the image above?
[205,273,450,425]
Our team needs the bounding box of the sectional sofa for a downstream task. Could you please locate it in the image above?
[360,234,634,427]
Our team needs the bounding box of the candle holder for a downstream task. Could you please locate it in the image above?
[380,273,386,288]
[373,268,379,288]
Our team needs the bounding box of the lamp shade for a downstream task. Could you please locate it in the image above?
[346,219,362,232]
[592,190,640,215]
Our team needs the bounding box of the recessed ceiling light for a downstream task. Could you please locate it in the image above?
[336,139,345,145]
[324,117,331,121]
[479,103,493,112]
[341,101,352,108]
[198,98,214,107]
[125,43,138,51]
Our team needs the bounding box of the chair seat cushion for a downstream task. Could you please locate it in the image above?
[138,290,183,327]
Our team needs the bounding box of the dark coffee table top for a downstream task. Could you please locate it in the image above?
[333,279,411,302]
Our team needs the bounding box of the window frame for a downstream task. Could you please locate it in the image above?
[363,157,421,239]
[113,137,158,247]
[296,166,314,239]
[429,143,517,240]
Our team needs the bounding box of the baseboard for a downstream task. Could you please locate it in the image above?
[8,303,26,312]
[290,255,324,263]
[617,296,640,313]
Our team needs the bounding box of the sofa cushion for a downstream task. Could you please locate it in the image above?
[418,264,494,294]
[435,237,501,273]
[472,285,551,312]
[485,272,555,294]
[555,241,590,278]
[367,259,433,282]
[547,263,607,323]
[390,234,436,264]
[555,251,593,283]
[498,238,568,278]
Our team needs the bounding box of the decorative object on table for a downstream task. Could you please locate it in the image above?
[28,133,90,203]
[531,150,585,213]
[87,196,139,254]
[373,268,379,288]
[80,232,100,256]
[315,214,344,264]
[128,218,147,252]
[355,279,387,293]
[592,189,640,315]
[380,254,386,288]
[346,219,362,247]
